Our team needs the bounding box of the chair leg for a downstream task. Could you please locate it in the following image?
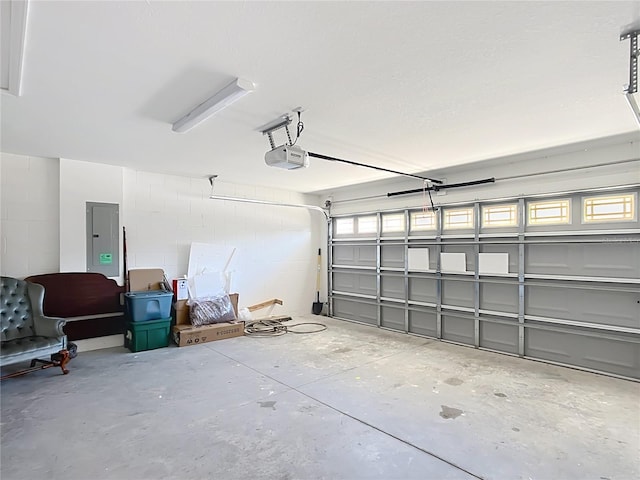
[58,349,70,375]
[1,349,72,381]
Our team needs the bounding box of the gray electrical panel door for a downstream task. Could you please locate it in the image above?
[86,202,119,277]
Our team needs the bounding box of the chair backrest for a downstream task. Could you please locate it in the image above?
[1,276,36,342]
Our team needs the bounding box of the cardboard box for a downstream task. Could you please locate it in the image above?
[172,321,244,347]
[173,293,239,326]
[229,293,239,316]
[174,299,190,326]
[129,268,165,291]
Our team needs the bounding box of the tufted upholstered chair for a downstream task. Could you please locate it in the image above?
[1,276,67,369]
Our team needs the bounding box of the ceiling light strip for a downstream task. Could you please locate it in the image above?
[172,78,254,133]
[2,0,30,96]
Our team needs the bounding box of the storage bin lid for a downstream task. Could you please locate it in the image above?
[124,290,173,299]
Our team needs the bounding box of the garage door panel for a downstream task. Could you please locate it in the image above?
[381,304,405,331]
[381,275,404,299]
[526,285,639,329]
[442,279,474,308]
[525,326,640,379]
[408,309,437,337]
[526,242,640,278]
[481,244,518,273]
[408,277,437,303]
[525,328,571,361]
[580,242,640,278]
[333,298,377,325]
[333,271,376,296]
[526,285,571,319]
[525,244,570,275]
[333,245,356,265]
[479,320,518,354]
[480,282,518,313]
[442,314,474,345]
[381,245,404,268]
[333,245,376,267]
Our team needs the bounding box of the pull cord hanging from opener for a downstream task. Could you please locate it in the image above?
[422,180,437,213]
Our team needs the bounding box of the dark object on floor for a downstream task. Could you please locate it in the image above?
[59,342,78,359]
[244,317,327,337]
[312,248,323,315]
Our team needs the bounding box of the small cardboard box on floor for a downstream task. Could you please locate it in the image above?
[172,293,242,347]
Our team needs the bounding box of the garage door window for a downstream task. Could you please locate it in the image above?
[357,216,378,234]
[482,204,518,227]
[382,213,405,233]
[444,207,474,229]
[583,194,636,223]
[335,218,354,235]
[410,211,437,232]
[528,199,571,225]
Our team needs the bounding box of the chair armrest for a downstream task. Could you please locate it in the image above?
[27,281,67,338]
[33,314,67,338]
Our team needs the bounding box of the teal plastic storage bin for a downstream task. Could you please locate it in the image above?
[125,318,171,352]
[125,290,173,321]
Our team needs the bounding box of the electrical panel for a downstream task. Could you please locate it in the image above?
[86,202,119,277]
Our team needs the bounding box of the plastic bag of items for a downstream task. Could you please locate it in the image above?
[188,293,237,326]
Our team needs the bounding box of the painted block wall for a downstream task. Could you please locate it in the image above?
[1,153,325,316]
[0,153,60,278]
[59,158,124,276]
[122,170,325,314]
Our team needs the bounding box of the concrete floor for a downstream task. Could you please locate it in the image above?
[1,315,638,480]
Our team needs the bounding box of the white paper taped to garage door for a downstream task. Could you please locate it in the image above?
[478,253,509,275]
[408,248,430,271]
[440,253,466,273]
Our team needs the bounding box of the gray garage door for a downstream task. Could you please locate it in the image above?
[330,188,640,380]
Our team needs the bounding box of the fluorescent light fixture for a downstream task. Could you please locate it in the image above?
[1,0,30,96]
[172,77,254,133]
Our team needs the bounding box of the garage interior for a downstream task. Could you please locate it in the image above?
[1,2,639,480]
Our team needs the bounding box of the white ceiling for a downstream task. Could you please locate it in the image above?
[1,1,639,194]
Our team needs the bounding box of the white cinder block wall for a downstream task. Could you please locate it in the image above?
[1,154,326,315]
[122,169,326,314]
[59,158,124,275]
[0,154,60,277]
